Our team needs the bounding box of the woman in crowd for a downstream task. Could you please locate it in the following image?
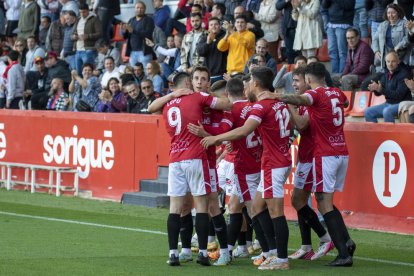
[372,3,408,72]
[68,63,101,112]
[96,77,127,113]
[291,0,322,58]
[13,38,27,66]
[145,60,164,95]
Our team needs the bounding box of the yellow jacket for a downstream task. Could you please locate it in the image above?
[217,30,255,74]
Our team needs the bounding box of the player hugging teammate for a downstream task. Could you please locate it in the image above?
[149,63,355,270]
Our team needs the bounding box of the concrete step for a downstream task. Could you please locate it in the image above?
[140,179,168,194]
[157,166,169,180]
[121,191,169,208]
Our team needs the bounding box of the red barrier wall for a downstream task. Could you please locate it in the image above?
[0,111,413,233]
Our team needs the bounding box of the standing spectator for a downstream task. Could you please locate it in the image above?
[100,56,120,88]
[276,0,300,64]
[397,0,414,21]
[24,36,45,72]
[322,0,355,73]
[365,51,412,123]
[37,0,59,21]
[153,0,170,30]
[71,3,102,75]
[180,12,208,73]
[94,0,120,41]
[146,60,164,95]
[5,50,25,109]
[45,12,65,54]
[218,15,255,74]
[292,0,323,58]
[353,0,368,39]
[211,2,226,22]
[222,0,246,15]
[61,10,77,71]
[254,0,281,60]
[68,63,101,111]
[365,0,392,40]
[18,0,40,40]
[122,1,155,69]
[235,6,264,39]
[197,17,227,83]
[96,77,127,113]
[371,3,408,72]
[46,77,69,111]
[4,0,22,46]
[336,27,374,91]
[24,56,48,109]
[59,0,79,17]
[244,38,276,74]
[95,39,121,74]
[39,16,51,49]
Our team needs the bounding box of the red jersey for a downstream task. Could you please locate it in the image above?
[163,92,217,162]
[221,100,262,174]
[297,106,313,163]
[202,108,224,168]
[248,99,292,169]
[304,87,348,157]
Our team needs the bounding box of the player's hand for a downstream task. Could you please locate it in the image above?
[188,121,209,137]
[368,80,381,92]
[171,88,194,98]
[201,136,219,149]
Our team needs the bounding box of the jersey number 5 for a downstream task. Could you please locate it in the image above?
[331,98,343,126]
[167,107,182,135]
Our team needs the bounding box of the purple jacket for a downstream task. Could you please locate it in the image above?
[342,40,374,84]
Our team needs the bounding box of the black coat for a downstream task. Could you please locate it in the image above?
[378,63,413,104]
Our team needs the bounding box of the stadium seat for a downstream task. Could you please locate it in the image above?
[286,64,294,72]
[316,39,330,62]
[343,91,353,116]
[349,91,372,117]
[111,24,124,43]
[370,94,386,107]
[121,43,129,64]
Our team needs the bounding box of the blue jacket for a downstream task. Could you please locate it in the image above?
[154,5,171,30]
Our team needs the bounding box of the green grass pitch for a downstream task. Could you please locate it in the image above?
[0,189,413,275]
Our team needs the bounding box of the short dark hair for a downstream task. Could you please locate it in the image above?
[294,55,307,64]
[124,81,137,88]
[226,78,244,98]
[210,80,227,93]
[192,66,210,81]
[208,17,221,24]
[346,27,360,37]
[104,56,114,63]
[95,39,110,49]
[307,56,319,63]
[120,74,135,86]
[27,35,37,42]
[173,72,191,87]
[134,62,143,68]
[79,3,89,10]
[235,15,247,22]
[8,50,19,61]
[251,67,274,90]
[190,12,202,19]
[292,67,306,79]
[214,3,226,15]
[192,4,203,11]
[41,15,51,23]
[304,62,326,80]
[82,63,94,71]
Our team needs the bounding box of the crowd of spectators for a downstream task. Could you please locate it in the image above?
[0,0,413,123]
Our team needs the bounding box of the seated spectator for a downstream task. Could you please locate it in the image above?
[100,56,120,88]
[244,38,277,74]
[44,51,71,91]
[95,39,121,75]
[125,81,146,113]
[273,55,307,94]
[372,3,408,73]
[24,36,46,72]
[365,51,412,123]
[218,14,255,75]
[398,78,414,123]
[138,79,160,113]
[24,56,48,109]
[68,63,101,112]
[146,61,164,95]
[246,54,266,74]
[46,78,69,111]
[13,38,27,66]
[133,62,146,84]
[334,27,374,91]
[5,50,25,109]
[96,77,127,113]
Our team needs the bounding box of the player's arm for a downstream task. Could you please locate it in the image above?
[147,89,193,114]
[257,91,311,106]
[201,118,259,149]
[287,104,309,132]
[212,97,232,111]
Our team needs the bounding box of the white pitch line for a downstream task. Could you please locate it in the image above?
[1,211,413,267]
